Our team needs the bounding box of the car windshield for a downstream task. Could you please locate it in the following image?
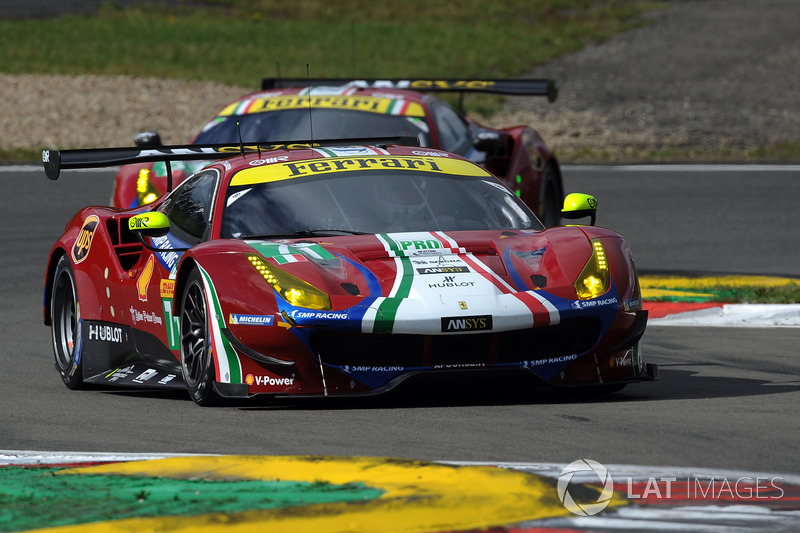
[195,109,433,147]
[220,169,542,239]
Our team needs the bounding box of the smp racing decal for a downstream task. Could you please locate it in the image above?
[72,215,99,264]
[522,354,580,381]
[150,234,188,271]
[570,297,619,310]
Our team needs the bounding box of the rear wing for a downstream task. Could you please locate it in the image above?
[42,136,419,186]
[262,78,558,103]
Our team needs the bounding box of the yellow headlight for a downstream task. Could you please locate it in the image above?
[574,239,610,300]
[136,168,159,205]
[246,254,332,310]
[136,168,150,193]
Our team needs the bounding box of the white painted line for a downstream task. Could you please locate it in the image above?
[0,449,212,465]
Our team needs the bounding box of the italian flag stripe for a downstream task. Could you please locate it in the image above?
[373,256,414,333]
[198,266,241,383]
[313,147,340,158]
[388,99,409,115]
[371,234,416,332]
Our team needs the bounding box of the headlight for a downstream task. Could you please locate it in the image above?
[574,239,610,300]
[246,254,331,310]
[136,168,159,205]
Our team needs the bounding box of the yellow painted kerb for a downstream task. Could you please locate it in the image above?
[39,455,626,532]
[640,275,799,300]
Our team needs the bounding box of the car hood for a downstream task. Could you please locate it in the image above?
[229,227,627,334]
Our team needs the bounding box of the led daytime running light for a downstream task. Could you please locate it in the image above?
[574,239,610,300]
[246,254,331,310]
[136,168,158,205]
[136,168,150,193]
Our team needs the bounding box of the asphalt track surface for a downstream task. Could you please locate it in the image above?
[1,164,799,531]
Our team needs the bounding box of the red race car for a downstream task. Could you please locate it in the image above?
[45,138,656,406]
[114,78,563,226]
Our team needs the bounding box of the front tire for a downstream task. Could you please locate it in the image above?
[179,269,220,406]
[538,163,562,228]
[51,255,84,389]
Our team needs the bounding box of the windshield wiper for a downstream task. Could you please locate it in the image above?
[241,228,369,239]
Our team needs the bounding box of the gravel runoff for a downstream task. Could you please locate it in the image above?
[1,0,799,161]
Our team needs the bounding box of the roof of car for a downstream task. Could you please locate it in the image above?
[214,86,431,119]
[210,143,492,185]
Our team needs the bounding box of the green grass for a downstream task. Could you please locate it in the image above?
[712,283,800,304]
[647,283,800,304]
[0,0,657,84]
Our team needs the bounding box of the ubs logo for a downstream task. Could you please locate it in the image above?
[72,215,99,264]
[441,314,492,332]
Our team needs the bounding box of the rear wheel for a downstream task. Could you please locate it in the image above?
[538,163,562,228]
[179,269,220,406]
[51,255,84,389]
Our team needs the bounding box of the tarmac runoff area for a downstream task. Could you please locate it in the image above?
[1,275,798,532]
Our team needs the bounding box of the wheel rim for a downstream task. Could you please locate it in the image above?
[53,269,77,370]
[180,279,208,387]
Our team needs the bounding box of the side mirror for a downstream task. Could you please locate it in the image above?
[128,212,170,238]
[134,131,163,148]
[472,131,505,154]
[562,193,598,226]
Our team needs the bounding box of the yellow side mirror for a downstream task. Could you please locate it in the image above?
[562,193,598,226]
[128,212,170,237]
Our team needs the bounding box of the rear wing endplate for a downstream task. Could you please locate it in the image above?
[262,78,558,102]
[42,136,419,182]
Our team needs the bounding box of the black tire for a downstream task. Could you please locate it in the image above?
[51,255,85,389]
[179,269,220,406]
[538,164,562,228]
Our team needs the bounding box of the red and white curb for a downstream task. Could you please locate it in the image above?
[645,302,800,327]
[453,461,800,532]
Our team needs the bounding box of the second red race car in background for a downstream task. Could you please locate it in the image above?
[113,78,563,226]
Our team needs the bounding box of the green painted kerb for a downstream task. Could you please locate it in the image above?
[0,466,384,532]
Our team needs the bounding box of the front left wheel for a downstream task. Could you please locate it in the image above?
[51,255,84,389]
[179,269,220,406]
